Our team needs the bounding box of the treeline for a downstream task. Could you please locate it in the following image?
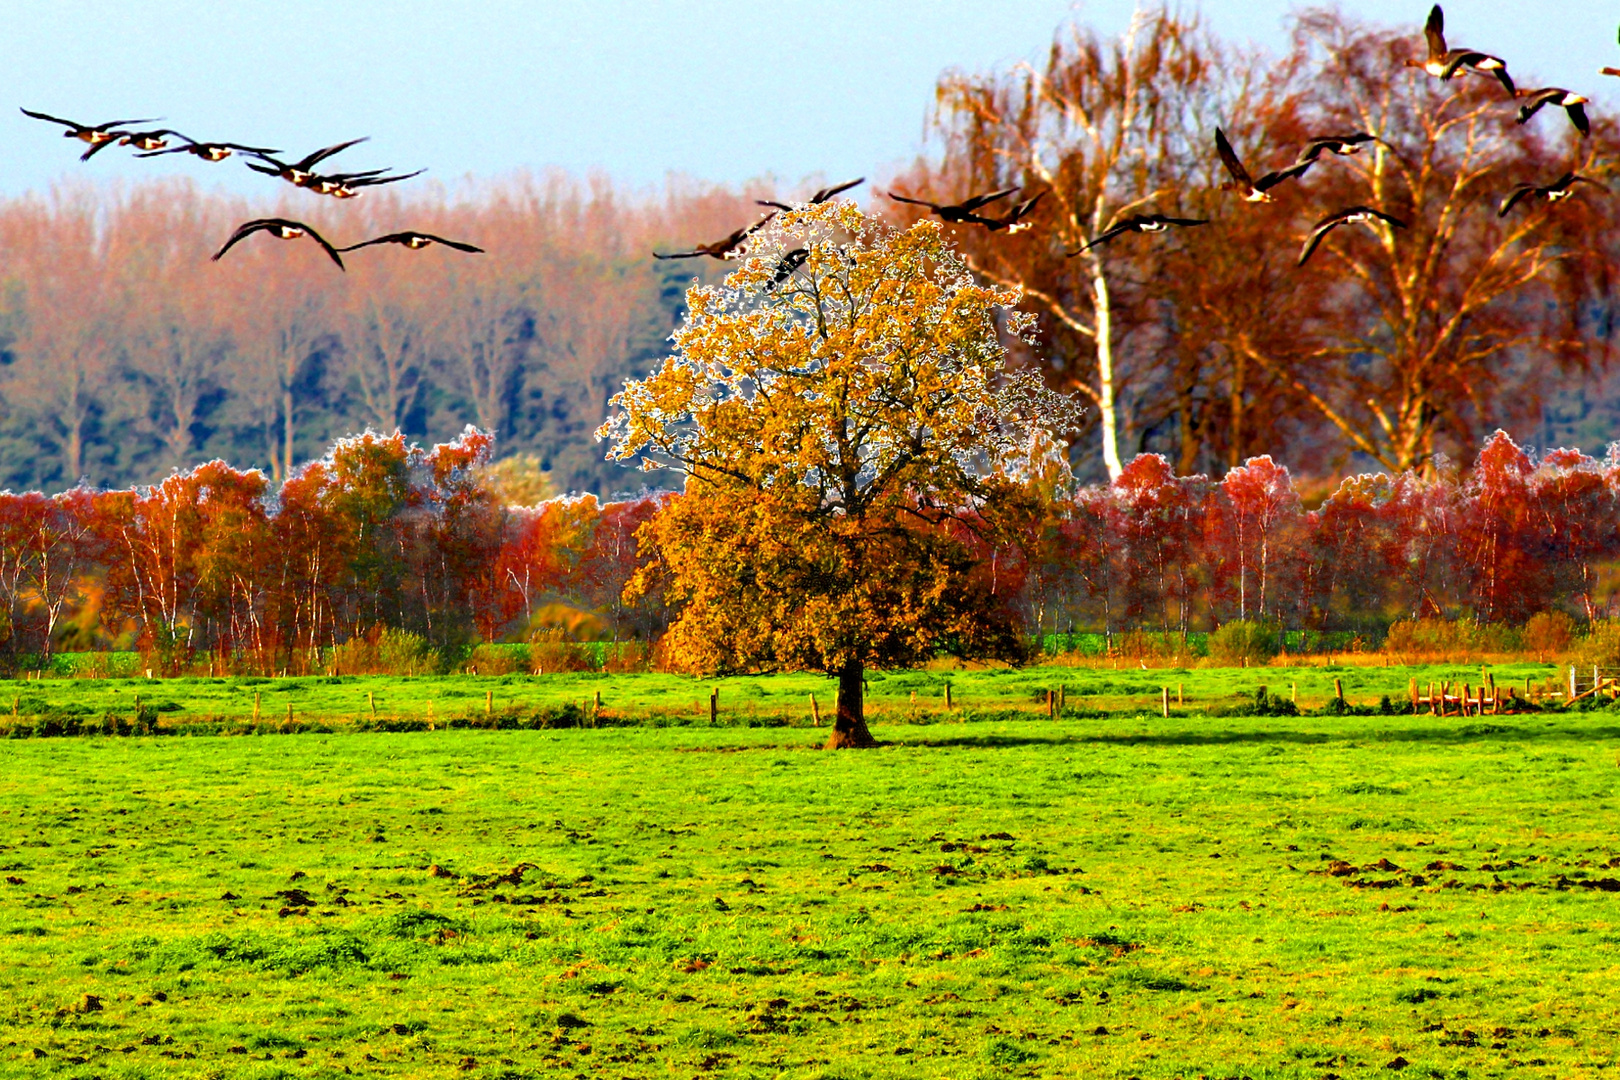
[0,429,664,673]
[0,428,1613,674]
[0,172,769,495]
[1012,431,1619,641]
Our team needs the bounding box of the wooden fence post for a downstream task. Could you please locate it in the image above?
[810,693,820,726]
[709,689,718,725]
[1178,683,1184,706]
[368,691,376,718]
[1161,686,1169,718]
[286,702,293,724]
[1334,678,1344,703]
[944,683,952,710]
[252,693,260,723]
[486,689,494,719]
[1571,665,1578,699]
[1409,678,1418,713]
[1046,689,1055,720]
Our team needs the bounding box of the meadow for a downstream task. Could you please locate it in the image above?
[3,663,1620,1078]
[0,659,1580,735]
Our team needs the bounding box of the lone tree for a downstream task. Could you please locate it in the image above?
[599,201,1082,747]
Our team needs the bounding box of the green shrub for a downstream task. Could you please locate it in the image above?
[1574,620,1620,669]
[1208,620,1279,665]
[1210,686,1297,717]
[467,643,525,676]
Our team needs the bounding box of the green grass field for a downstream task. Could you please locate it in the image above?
[0,660,1578,734]
[4,669,1620,1078]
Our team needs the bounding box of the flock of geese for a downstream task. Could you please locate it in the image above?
[23,7,1618,279]
[20,110,483,270]
[665,6,1617,273]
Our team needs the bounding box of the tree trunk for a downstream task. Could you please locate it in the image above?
[827,660,877,749]
[1088,260,1124,481]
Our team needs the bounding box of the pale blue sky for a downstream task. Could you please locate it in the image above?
[3,1,1616,199]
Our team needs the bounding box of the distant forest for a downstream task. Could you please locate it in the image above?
[0,174,770,496]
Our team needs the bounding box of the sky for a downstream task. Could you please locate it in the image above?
[2,1,1616,202]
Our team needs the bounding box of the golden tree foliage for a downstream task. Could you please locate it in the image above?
[599,201,1083,746]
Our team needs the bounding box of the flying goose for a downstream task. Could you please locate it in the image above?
[136,134,281,162]
[977,192,1045,233]
[1406,6,1515,95]
[246,138,370,187]
[1295,133,1379,163]
[884,186,1020,224]
[1298,207,1406,266]
[21,108,159,147]
[766,247,809,289]
[653,214,776,260]
[212,218,346,270]
[1069,214,1208,255]
[1215,128,1311,201]
[308,168,426,198]
[338,231,484,254]
[1497,173,1608,216]
[757,178,864,211]
[79,127,181,161]
[1515,88,1591,136]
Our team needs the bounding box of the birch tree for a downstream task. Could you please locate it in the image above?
[921,8,1224,479]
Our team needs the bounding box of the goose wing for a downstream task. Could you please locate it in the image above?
[1497,184,1537,217]
[958,186,1019,213]
[1070,219,1138,255]
[20,107,81,130]
[337,169,427,189]
[299,223,347,270]
[1160,216,1210,228]
[884,191,940,211]
[1570,174,1610,193]
[292,137,369,172]
[212,219,283,261]
[1255,159,1313,192]
[811,177,864,202]
[1565,102,1590,137]
[1515,91,1553,124]
[1424,5,1446,59]
[79,137,125,161]
[1214,128,1253,188]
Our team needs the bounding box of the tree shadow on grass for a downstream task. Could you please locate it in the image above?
[900,722,1620,750]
